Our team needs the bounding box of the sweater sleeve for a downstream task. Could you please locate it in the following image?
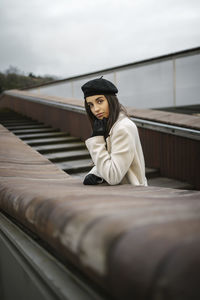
[85,127,135,185]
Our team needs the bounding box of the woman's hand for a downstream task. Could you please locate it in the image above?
[83,174,103,185]
[92,118,107,137]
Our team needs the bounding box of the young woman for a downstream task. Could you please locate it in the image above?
[81,77,147,186]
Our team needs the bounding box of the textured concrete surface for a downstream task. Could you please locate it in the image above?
[1,123,200,299]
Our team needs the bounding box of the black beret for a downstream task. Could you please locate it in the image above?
[81,77,118,98]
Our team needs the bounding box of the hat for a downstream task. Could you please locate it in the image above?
[81,76,118,98]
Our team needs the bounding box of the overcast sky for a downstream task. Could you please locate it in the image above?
[0,0,200,78]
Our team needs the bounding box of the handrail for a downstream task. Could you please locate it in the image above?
[131,117,200,141]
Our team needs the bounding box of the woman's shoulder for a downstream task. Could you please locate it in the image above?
[116,112,137,129]
[110,113,137,134]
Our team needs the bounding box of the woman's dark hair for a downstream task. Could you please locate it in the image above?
[84,94,127,137]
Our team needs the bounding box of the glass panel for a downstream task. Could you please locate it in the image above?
[29,53,200,109]
[116,61,174,109]
[176,54,200,106]
[29,82,72,98]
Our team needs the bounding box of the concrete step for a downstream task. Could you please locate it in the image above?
[34,142,86,154]
[13,128,59,135]
[0,118,30,123]
[26,136,80,146]
[0,120,40,126]
[148,177,194,190]
[55,158,92,174]
[44,149,90,162]
[6,124,50,131]
[19,132,69,140]
[0,116,28,121]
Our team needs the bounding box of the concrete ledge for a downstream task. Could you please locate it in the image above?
[1,123,200,299]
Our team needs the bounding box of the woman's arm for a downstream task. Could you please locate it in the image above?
[86,126,135,185]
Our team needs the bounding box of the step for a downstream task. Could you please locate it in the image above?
[1,120,38,126]
[0,117,29,122]
[18,132,69,140]
[12,128,59,135]
[6,124,51,131]
[148,177,194,190]
[44,149,90,162]
[25,136,80,146]
[55,158,92,174]
[0,116,27,121]
[34,142,86,154]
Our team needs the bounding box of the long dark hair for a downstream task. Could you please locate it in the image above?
[84,94,127,137]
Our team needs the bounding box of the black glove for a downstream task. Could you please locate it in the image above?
[83,174,103,185]
[92,118,107,137]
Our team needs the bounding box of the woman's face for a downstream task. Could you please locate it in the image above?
[86,95,109,119]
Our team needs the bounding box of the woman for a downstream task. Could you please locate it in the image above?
[81,77,147,186]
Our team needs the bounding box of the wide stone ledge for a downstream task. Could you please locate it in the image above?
[0,123,200,299]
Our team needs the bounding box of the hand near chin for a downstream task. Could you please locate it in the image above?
[92,118,108,137]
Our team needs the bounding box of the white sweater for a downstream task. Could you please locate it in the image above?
[85,112,147,186]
